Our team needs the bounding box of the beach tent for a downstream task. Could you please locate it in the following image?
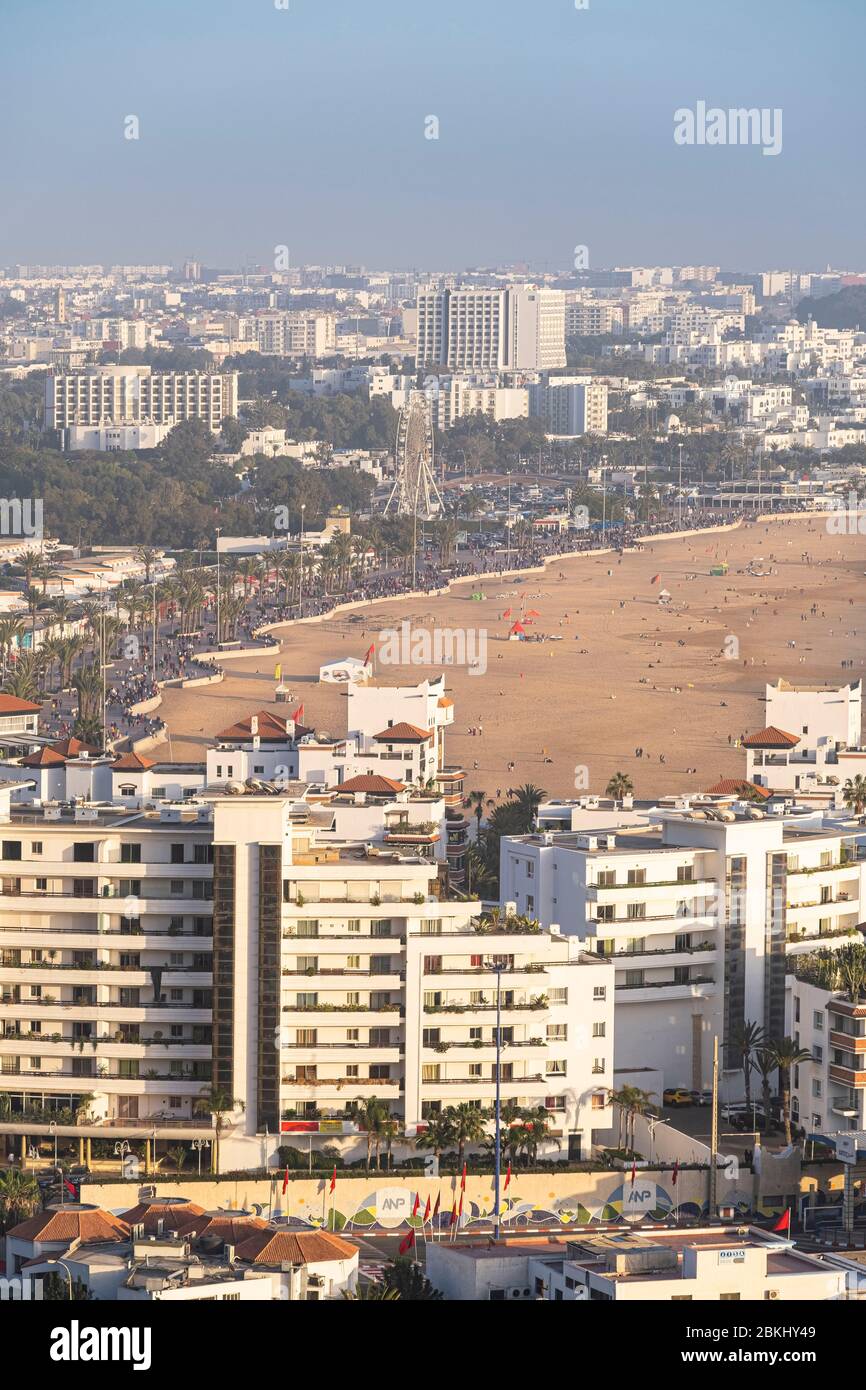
[319,657,371,684]
[508,621,527,640]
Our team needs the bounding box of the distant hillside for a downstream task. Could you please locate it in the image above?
[796,284,866,329]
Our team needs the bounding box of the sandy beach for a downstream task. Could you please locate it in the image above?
[152,515,865,802]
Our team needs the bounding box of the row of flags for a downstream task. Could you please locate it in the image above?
[281,1160,791,1243]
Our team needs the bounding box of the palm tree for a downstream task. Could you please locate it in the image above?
[413,1111,453,1164]
[72,664,104,744]
[466,790,486,840]
[4,649,43,702]
[767,1038,813,1144]
[754,1047,776,1130]
[0,616,25,677]
[167,1145,188,1172]
[445,1103,487,1168]
[192,1085,244,1171]
[341,1282,401,1300]
[0,1169,41,1233]
[135,546,160,585]
[351,1095,389,1171]
[514,1106,560,1165]
[465,843,498,898]
[511,783,546,831]
[843,775,866,815]
[606,772,634,801]
[733,1021,765,1118]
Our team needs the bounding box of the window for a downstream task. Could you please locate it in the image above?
[346,955,361,970]
[592,1058,605,1074]
[170,880,184,896]
[548,988,568,1005]
[627,868,646,886]
[1,841,22,861]
[31,842,42,855]
[121,844,142,864]
[170,844,185,864]
[526,895,535,914]
[35,878,47,892]
[597,870,616,887]
[593,986,606,1001]
[813,1011,824,1031]
[813,1044,823,1063]
[627,903,646,921]
[591,1092,606,1110]
[720,1293,741,1301]
[676,866,694,883]
[420,919,442,935]
[812,1079,822,1098]
[546,1059,566,1077]
[525,861,534,879]
[547,1024,567,1041]
[347,919,361,934]
[812,1114,822,1130]
[592,1021,606,1037]
[794,996,801,1023]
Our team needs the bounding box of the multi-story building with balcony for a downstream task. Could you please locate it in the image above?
[0,786,610,1169]
[787,968,866,1137]
[500,804,866,1095]
[45,365,238,440]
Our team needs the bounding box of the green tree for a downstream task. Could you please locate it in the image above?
[732,1021,765,1119]
[444,1103,487,1168]
[380,1256,443,1301]
[192,1085,244,1171]
[0,1169,41,1233]
[843,775,866,815]
[767,1038,813,1144]
[606,772,634,800]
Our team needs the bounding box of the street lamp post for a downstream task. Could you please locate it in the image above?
[113,1139,131,1175]
[299,504,306,616]
[485,955,507,1240]
[677,443,683,530]
[215,526,222,645]
[191,1137,211,1177]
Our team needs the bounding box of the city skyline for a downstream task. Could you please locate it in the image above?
[2,0,864,271]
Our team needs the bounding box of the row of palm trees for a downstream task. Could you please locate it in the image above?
[600,771,866,815]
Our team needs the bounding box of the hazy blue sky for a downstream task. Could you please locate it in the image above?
[2,0,863,271]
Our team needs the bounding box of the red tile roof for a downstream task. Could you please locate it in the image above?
[20,747,66,767]
[374,722,433,743]
[704,778,772,800]
[336,773,406,795]
[111,752,156,771]
[216,710,291,741]
[742,726,800,749]
[0,694,41,715]
[51,737,101,759]
[119,1199,206,1233]
[8,1206,130,1244]
[181,1214,270,1243]
[234,1228,357,1266]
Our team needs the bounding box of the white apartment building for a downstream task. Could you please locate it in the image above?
[416,287,566,371]
[0,787,612,1168]
[786,971,866,1136]
[528,377,608,436]
[500,806,866,1091]
[564,299,627,337]
[543,1227,845,1301]
[253,311,337,358]
[744,682,866,802]
[46,365,238,434]
[65,423,174,452]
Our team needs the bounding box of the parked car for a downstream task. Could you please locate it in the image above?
[690,1088,714,1106]
[663,1087,693,1107]
[721,1104,767,1130]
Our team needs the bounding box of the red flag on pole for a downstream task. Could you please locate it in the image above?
[398,1228,416,1256]
[650,573,661,584]
[423,1195,431,1222]
[290,703,305,724]
[630,1159,637,1186]
[504,1162,511,1191]
[772,1208,791,1234]
[458,1191,464,1221]
[433,1192,441,1218]
[282,1166,289,1195]
[64,1179,77,1198]
[412,1192,420,1217]
[671,1160,679,1187]
[460,1163,467,1191]
[364,643,375,665]
[329,1165,337,1194]
[450,1199,458,1227]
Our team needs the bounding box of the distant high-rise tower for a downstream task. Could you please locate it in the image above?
[55,286,67,324]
